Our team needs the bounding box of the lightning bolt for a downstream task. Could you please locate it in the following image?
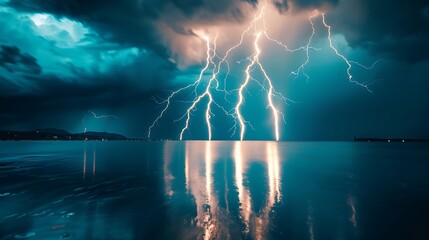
[235,32,260,141]
[320,13,374,92]
[178,34,219,140]
[288,12,319,82]
[266,10,380,88]
[82,110,118,133]
[235,6,291,141]
[235,28,283,141]
[88,110,118,119]
[148,4,380,141]
[263,10,320,83]
[148,33,215,139]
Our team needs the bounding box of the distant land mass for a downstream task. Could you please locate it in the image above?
[0,128,132,141]
[354,137,429,142]
[2,129,428,142]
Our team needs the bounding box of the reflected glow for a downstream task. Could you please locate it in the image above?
[348,194,357,229]
[205,142,212,203]
[185,143,190,192]
[92,150,96,176]
[163,143,173,196]
[253,142,282,239]
[234,141,252,233]
[307,203,315,240]
[163,141,283,239]
[179,142,220,239]
[203,141,216,240]
[267,142,281,203]
[83,144,87,179]
[83,145,96,179]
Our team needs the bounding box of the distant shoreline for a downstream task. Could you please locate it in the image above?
[0,129,130,141]
[1,129,428,142]
[354,137,429,142]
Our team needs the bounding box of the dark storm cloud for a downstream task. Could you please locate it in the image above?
[7,0,256,58]
[424,6,429,22]
[7,0,339,58]
[0,51,175,132]
[0,49,176,97]
[273,0,338,13]
[8,0,427,63]
[331,0,429,62]
[0,45,41,74]
[290,0,338,8]
[1,0,428,139]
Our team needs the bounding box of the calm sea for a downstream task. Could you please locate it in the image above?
[1,141,429,239]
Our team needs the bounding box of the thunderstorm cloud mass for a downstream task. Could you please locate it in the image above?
[0,0,428,140]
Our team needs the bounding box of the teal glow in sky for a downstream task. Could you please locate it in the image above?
[0,0,428,140]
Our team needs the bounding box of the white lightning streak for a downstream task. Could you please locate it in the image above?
[235,6,286,141]
[148,4,380,141]
[289,12,319,81]
[82,110,118,133]
[235,32,262,141]
[321,13,373,92]
[256,57,281,141]
[148,34,214,139]
[179,34,218,140]
[171,8,268,140]
[88,110,118,119]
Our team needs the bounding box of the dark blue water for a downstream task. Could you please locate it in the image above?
[1,141,429,240]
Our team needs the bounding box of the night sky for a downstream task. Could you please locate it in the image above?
[0,0,428,140]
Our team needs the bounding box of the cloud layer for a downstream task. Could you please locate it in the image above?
[0,0,428,139]
[0,45,41,74]
[330,0,429,62]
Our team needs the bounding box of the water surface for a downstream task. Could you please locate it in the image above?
[1,141,429,239]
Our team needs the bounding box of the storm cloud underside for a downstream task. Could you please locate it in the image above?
[0,0,428,139]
